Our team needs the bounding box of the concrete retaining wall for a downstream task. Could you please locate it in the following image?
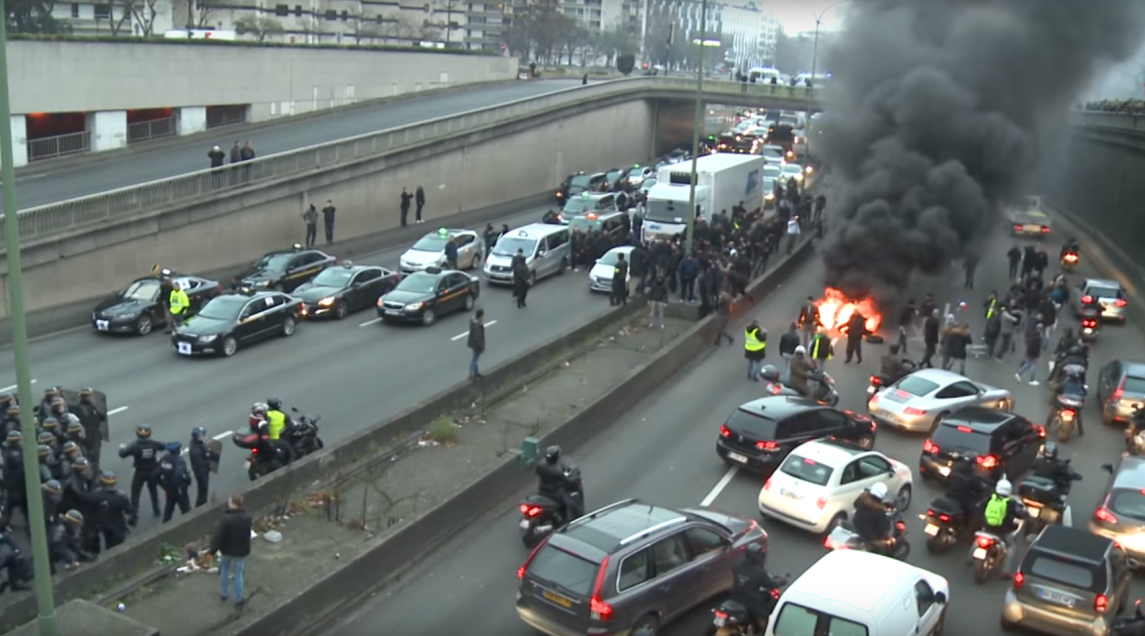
[9,40,515,115]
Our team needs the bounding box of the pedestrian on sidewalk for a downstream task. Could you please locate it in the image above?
[322,200,336,244]
[415,185,426,224]
[302,204,318,247]
[468,309,485,380]
[647,276,667,328]
[400,187,413,227]
[211,494,252,606]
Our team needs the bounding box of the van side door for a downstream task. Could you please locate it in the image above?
[913,579,944,635]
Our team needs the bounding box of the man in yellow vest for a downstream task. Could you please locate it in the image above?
[168,280,190,326]
[809,327,833,371]
[744,320,767,381]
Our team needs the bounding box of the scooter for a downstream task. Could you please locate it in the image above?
[1112,599,1145,636]
[824,509,910,560]
[1050,394,1085,442]
[920,496,977,554]
[970,518,1024,584]
[811,372,839,407]
[707,575,790,636]
[1081,316,1100,343]
[1018,473,1077,537]
[518,464,583,548]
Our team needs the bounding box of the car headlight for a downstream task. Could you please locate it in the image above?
[765,192,775,200]
[377,298,386,308]
[254,280,270,287]
[794,174,803,181]
[318,297,335,307]
[198,335,217,343]
[405,302,424,311]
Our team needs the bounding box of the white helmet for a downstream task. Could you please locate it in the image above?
[868,482,888,501]
[995,479,1012,497]
[794,345,807,356]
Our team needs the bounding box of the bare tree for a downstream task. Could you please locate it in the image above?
[347,12,381,45]
[435,0,461,45]
[105,0,136,35]
[8,0,69,33]
[129,0,161,35]
[418,17,441,42]
[194,0,223,28]
[234,15,285,41]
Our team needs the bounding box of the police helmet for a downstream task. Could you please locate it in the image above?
[63,510,83,525]
[36,431,54,445]
[43,387,60,398]
[41,417,59,431]
[544,445,561,464]
[79,388,94,397]
[5,430,20,444]
[36,444,51,459]
[62,441,80,457]
[66,420,84,436]
[0,394,12,405]
[267,398,283,411]
[794,345,807,356]
[759,364,781,383]
[136,424,152,439]
[165,441,181,454]
[73,457,91,470]
[99,471,117,486]
[41,479,61,495]
[995,479,1012,497]
[868,482,888,501]
[889,343,900,355]
[6,404,17,416]
[192,426,206,440]
[1041,442,1059,460]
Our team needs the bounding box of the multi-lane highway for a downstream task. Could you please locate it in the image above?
[0,203,619,530]
[329,225,1145,635]
[13,80,583,210]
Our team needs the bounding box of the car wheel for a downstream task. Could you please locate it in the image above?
[895,485,912,510]
[221,336,238,357]
[632,614,659,635]
[421,309,436,326]
[464,294,475,311]
[333,301,349,320]
[281,317,296,337]
[856,433,874,449]
[825,513,846,536]
[469,253,480,270]
[135,315,153,336]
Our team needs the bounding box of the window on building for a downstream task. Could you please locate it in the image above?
[70,2,79,17]
[94,3,110,18]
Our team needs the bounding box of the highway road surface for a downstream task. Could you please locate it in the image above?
[11,80,583,211]
[0,202,616,532]
[328,226,1145,636]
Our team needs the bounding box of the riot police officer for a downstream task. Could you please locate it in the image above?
[50,397,81,435]
[58,441,83,482]
[37,386,60,421]
[48,509,93,573]
[0,395,16,433]
[37,444,55,483]
[64,457,99,552]
[0,530,31,592]
[75,388,107,471]
[41,479,63,526]
[1,431,26,522]
[1,404,19,437]
[92,472,132,549]
[118,424,165,524]
[41,413,64,447]
[188,427,218,508]
[158,442,191,523]
[37,427,59,458]
[64,420,85,447]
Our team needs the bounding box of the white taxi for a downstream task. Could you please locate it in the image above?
[758,438,913,535]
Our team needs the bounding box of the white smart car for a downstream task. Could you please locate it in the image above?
[758,438,913,535]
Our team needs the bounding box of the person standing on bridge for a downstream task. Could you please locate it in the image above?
[302,204,318,247]
[415,185,426,224]
[229,141,241,164]
[400,187,413,227]
[322,200,337,243]
[208,145,226,188]
[239,141,256,182]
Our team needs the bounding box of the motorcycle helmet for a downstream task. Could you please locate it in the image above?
[759,365,781,383]
[794,345,807,356]
[995,479,1012,497]
[267,398,283,411]
[744,542,766,564]
[868,482,888,501]
[1041,442,1059,460]
[544,445,561,464]
[136,424,153,439]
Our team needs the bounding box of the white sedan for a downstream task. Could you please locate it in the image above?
[780,163,805,183]
[758,438,913,535]
[868,368,1014,432]
[398,229,484,274]
[589,246,633,292]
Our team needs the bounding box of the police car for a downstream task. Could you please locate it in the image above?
[171,287,304,357]
[232,244,335,292]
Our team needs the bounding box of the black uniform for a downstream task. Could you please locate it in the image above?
[92,486,132,549]
[74,400,108,471]
[66,473,101,553]
[844,313,866,363]
[1,443,26,521]
[188,439,218,508]
[610,260,629,306]
[535,461,582,521]
[119,438,166,520]
[48,520,93,573]
[0,532,30,592]
[158,451,192,523]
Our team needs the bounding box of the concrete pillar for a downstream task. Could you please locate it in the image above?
[177,106,207,136]
[86,110,127,152]
[8,115,26,168]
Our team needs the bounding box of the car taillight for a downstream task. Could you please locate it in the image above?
[1095,507,1119,524]
[720,424,731,438]
[756,440,778,451]
[869,375,881,385]
[977,455,998,470]
[1040,226,1050,233]
[763,477,773,491]
[517,536,547,578]
[520,504,542,517]
[1116,299,1128,307]
[590,556,613,621]
[922,439,938,454]
[1081,295,1094,304]
[1112,380,1126,402]
[903,407,927,416]
[816,497,828,510]
[977,536,995,549]
[1034,424,1046,438]
[1013,572,1025,590]
[1013,224,1023,231]
[251,447,258,454]
[1096,594,1109,613]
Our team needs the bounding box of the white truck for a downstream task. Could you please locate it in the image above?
[641,154,766,241]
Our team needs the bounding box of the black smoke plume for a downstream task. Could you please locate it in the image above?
[818,0,1145,300]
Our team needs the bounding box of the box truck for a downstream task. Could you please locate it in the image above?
[642,154,766,241]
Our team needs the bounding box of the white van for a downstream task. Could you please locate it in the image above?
[766,550,950,636]
[483,223,571,286]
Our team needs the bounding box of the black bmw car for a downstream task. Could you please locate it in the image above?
[171,289,303,358]
[92,269,221,336]
[294,261,400,320]
[233,244,335,292]
[376,267,479,326]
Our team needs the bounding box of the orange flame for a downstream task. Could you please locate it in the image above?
[814,288,882,333]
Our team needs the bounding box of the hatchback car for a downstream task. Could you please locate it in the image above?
[398,229,484,273]
[1095,359,1145,425]
[1090,457,1145,560]
[758,438,912,535]
[716,396,877,473]
[918,407,1044,483]
[516,498,768,636]
[1073,278,1128,322]
[1002,525,1136,634]
[868,368,1014,433]
[589,246,634,293]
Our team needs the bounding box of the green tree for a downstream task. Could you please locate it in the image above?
[234,15,286,41]
[616,53,634,75]
[7,0,70,33]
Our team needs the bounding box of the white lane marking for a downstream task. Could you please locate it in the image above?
[107,406,129,416]
[0,379,36,393]
[700,466,739,507]
[450,320,497,342]
[359,317,383,327]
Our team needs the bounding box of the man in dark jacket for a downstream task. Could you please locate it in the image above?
[610,253,629,306]
[778,323,801,383]
[677,254,699,303]
[188,427,219,508]
[1016,327,1044,385]
[843,312,867,364]
[211,494,253,606]
[468,309,486,380]
[922,309,940,368]
[1007,245,1022,279]
[512,249,529,308]
[158,442,192,523]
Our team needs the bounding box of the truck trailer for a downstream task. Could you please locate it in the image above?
[642,154,766,241]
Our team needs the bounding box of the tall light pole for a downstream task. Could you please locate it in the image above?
[0,1,59,635]
[804,0,849,162]
[683,0,709,256]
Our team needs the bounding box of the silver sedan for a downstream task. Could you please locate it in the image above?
[867,368,1014,432]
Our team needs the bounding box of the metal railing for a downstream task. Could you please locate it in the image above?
[1071,110,1145,134]
[26,131,92,162]
[126,117,176,144]
[7,77,819,243]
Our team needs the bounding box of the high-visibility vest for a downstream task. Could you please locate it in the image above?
[984,494,1009,527]
[169,289,190,315]
[986,299,997,320]
[744,328,766,352]
[266,410,286,441]
[811,334,831,359]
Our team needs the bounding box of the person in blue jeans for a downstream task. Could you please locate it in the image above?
[1015,327,1044,386]
[210,494,253,605]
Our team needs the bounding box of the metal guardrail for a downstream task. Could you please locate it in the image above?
[27,131,91,162]
[1072,110,1145,134]
[127,117,176,144]
[7,77,819,243]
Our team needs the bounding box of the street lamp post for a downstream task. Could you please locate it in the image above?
[683,0,709,256]
[0,1,59,634]
[804,0,850,162]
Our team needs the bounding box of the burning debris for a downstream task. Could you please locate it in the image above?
[815,288,882,334]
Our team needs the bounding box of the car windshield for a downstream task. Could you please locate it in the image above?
[598,250,627,266]
[931,425,992,454]
[493,236,536,257]
[1109,489,1145,521]
[1123,377,1145,394]
[563,198,596,214]
[780,454,833,486]
[1089,286,1124,299]
[895,377,940,397]
[253,253,293,272]
[641,178,658,190]
[411,235,448,252]
[527,545,597,596]
[726,408,777,438]
[568,216,603,231]
[764,165,782,179]
[645,199,686,224]
[1028,555,1100,593]
[120,279,162,301]
[628,167,645,177]
[197,296,246,321]
[311,268,354,287]
[782,165,803,175]
[568,175,590,189]
[395,273,439,294]
[762,149,783,159]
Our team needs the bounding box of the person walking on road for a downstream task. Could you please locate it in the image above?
[778,323,800,383]
[713,291,735,346]
[1016,326,1044,386]
[211,494,252,607]
[744,320,767,381]
[1007,246,1022,280]
[467,309,486,380]
[963,255,978,289]
[415,186,426,224]
[302,204,318,247]
[785,215,801,255]
[922,309,940,368]
[322,200,336,244]
[400,188,413,227]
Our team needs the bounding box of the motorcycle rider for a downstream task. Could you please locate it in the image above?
[265,398,297,462]
[1060,236,1080,260]
[730,543,785,632]
[118,424,166,524]
[1050,365,1088,436]
[1031,442,1081,494]
[980,479,1026,577]
[852,482,895,554]
[943,455,992,524]
[787,346,814,398]
[879,344,910,384]
[535,445,583,523]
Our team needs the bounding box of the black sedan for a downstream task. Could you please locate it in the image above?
[171,289,303,357]
[92,270,221,336]
[233,244,335,292]
[294,261,400,320]
[376,267,479,326]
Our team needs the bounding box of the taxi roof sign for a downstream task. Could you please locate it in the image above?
[437,227,450,239]
[292,243,304,251]
[341,259,354,268]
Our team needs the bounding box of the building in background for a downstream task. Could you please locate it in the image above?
[720,1,777,71]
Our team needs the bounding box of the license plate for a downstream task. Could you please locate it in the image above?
[1028,507,1040,518]
[543,590,573,608]
[385,309,401,316]
[519,519,530,529]
[938,466,951,477]
[925,524,939,536]
[713,616,726,628]
[877,409,898,422]
[781,489,802,500]
[1038,589,1075,606]
[176,342,192,355]
[726,452,748,464]
[95,320,109,331]
[973,547,987,559]
[244,460,251,470]
[1023,224,1040,232]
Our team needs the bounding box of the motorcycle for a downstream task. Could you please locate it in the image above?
[707,576,790,636]
[970,519,1024,584]
[1061,251,1079,272]
[1080,314,1100,343]
[920,496,977,554]
[286,407,325,457]
[518,464,583,548]
[1050,393,1085,442]
[824,508,910,560]
[762,374,837,407]
[1113,599,1145,636]
[232,408,324,481]
[1018,472,1077,537]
